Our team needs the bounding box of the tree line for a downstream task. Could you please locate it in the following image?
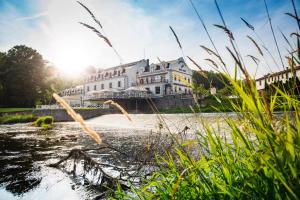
[0,45,82,107]
[0,45,231,108]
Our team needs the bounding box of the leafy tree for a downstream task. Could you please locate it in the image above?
[192,70,231,96]
[0,45,54,107]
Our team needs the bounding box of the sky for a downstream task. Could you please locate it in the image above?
[0,0,298,77]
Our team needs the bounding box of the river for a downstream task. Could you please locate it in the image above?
[0,113,236,200]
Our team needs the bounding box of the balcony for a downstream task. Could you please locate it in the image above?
[139,79,168,85]
[137,69,168,77]
[83,91,155,100]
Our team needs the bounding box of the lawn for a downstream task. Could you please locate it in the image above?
[0,108,35,113]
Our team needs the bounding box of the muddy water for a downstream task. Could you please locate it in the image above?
[0,113,235,200]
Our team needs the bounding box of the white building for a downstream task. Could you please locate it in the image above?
[60,85,84,107]
[256,66,300,92]
[136,57,193,96]
[84,59,148,94]
[60,57,193,106]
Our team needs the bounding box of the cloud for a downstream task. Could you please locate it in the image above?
[0,0,297,77]
[14,12,48,21]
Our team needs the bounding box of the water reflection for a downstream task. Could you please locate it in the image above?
[0,113,235,199]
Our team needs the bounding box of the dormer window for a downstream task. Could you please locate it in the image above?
[122,68,126,73]
[155,65,161,70]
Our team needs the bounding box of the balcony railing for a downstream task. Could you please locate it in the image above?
[139,79,168,85]
[83,92,156,100]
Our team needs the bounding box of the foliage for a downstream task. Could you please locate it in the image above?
[115,1,300,199]
[0,108,35,113]
[120,74,300,199]
[0,45,56,107]
[192,70,230,90]
[33,116,53,130]
[0,114,36,124]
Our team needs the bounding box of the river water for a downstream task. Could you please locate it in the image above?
[0,113,236,200]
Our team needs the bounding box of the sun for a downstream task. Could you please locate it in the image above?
[48,37,94,76]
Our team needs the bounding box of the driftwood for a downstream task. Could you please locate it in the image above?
[48,127,190,199]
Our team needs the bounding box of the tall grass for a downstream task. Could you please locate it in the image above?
[113,1,300,199]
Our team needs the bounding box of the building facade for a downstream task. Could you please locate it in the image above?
[136,57,193,96]
[256,66,300,92]
[60,57,193,106]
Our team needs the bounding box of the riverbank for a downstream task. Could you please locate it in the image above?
[0,108,35,113]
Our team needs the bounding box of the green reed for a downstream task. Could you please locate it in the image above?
[113,0,300,199]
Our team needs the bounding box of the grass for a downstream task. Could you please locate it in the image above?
[0,114,36,124]
[33,116,54,130]
[112,0,300,199]
[116,75,300,200]
[0,108,35,113]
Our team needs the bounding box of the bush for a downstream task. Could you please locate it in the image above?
[0,114,36,124]
[33,116,53,130]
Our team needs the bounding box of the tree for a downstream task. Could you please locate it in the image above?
[0,45,54,107]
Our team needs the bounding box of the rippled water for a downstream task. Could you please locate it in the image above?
[0,113,236,200]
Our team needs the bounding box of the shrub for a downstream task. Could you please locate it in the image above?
[0,114,36,124]
[33,116,54,130]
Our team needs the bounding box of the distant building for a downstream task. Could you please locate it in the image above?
[136,57,193,96]
[60,85,84,107]
[60,57,193,107]
[84,59,148,94]
[255,66,300,93]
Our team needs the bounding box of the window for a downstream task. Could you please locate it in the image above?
[140,79,144,84]
[109,82,112,88]
[101,84,104,89]
[174,86,177,92]
[94,85,97,90]
[114,70,117,75]
[87,86,90,92]
[185,88,187,94]
[144,65,150,72]
[155,65,161,70]
[118,81,121,87]
[174,76,177,81]
[118,71,120,76]
[259,80,261,86]
[188,78,190,83]
[155,86,160,94]
[122,68,126,73]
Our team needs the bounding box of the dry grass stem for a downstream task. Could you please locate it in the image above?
[79,22,112,47]
[169,26,182,49]
[247,35,263,56]
[53,93,102,144]
[77,1,103,28]
[241,18,254,30]
[104,100,132,122]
